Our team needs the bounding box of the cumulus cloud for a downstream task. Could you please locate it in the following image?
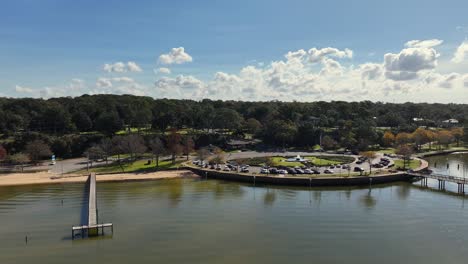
[452,41,468,63]
[94,77,146,96]
[158,47,193,65]
[359,63,383,80]
[127,61,142,72]
[405,39,443,48]
[384,47,439,80]
[307,47,353,63]
[103,61,143,72]
[15,85,34,94]
[157,67,171,74]
[424,72,460,89]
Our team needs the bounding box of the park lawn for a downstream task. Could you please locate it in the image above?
[270,157,303,167]
[394,159,421,170]
[74,159,182,174]
[377,148,395,154]
[270,156,354,167]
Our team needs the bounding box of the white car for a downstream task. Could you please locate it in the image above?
[324,169,334,174]
[260,168,269,174]
[277,169,288,174]
[223,166,230,171]
[303,168,312,174]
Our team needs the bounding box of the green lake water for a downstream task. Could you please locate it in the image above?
[1,154,468,264]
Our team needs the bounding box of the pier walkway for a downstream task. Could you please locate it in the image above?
[72,173,113,239]
[409,172,467,194]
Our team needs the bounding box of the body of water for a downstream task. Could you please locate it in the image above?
[1,154,468,264]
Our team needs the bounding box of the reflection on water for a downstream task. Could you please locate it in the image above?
[0,177,468,264]
[426,152,468,178]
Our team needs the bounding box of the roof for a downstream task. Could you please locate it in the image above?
[442,119,459,123]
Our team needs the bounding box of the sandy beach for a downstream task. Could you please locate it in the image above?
[0,170,198,187]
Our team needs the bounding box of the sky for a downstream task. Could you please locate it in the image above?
[1,0,468,103]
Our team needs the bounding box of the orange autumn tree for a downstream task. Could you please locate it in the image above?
[382,131,395,147]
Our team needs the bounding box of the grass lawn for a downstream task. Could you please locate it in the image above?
[270,156,354,167]
[74,159,183,174]
[394,159,421,170]
[377,148,395,154]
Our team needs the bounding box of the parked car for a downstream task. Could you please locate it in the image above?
[241,167,249,173]
[277,169,288,174]
[303,168,312,174]
[269,168,278,174]
[260,168,269,174]
[324,169,334,174]
[342,165,350,169]
[295,168,305,174]
[354,167,364,172]
[312,170,321,174]
[286,168,296,174]
[329,166,335,169]
[216,165,222,170]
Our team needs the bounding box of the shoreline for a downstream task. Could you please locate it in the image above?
[0,170,199,187]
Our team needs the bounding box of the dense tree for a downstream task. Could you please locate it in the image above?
[321,135,337,150]
[382,131,395,147]
[436,130,454,149]
[24,140,52,163]
[95,111,124,136]
[451,127,464,147]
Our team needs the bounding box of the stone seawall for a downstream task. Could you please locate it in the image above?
[187,167,411,187]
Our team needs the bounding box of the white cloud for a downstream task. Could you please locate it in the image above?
[424,72,460,89]
[307,47,353,63]
[103,61,143,72]
[127,61,142,72]
[359,63,383,80]
[96,78,113,88]
[405,39,443,48]
[463,74,468,88]
[157,67,171,74]
[452,41,468,63]
[384,47,439,80]
[158,47,193,65]
[15,85,34,94]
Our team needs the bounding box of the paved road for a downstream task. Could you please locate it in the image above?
[49,158,107,174]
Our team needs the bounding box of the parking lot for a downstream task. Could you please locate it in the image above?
[193,151,396,176]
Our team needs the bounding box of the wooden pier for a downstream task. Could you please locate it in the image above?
[72,173,113,239]
[410,172,467,194]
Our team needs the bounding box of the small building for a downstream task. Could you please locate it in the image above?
[441,119,459,127]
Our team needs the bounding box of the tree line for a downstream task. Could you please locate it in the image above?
[0,94,467,162]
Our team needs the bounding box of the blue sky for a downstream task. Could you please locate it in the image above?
[1,0,468,102]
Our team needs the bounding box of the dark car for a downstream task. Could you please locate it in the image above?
[354,167,364,172]
[269,168,278,174]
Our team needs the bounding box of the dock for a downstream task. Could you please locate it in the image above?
[410,172,467,194]
[72,173,113,239]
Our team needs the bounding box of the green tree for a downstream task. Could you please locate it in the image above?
[24,140,52,163]
[9,153,31,172]
[95,111,123,136]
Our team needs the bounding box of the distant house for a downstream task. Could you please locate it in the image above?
[441,118,459,127]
